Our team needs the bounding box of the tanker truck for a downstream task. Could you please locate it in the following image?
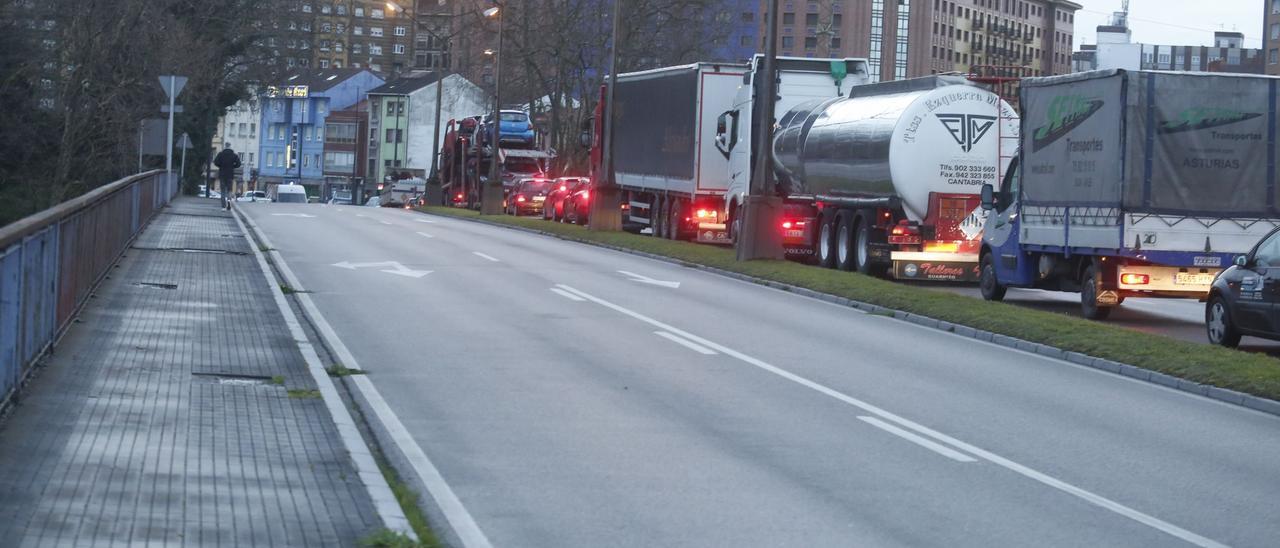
[729,75,1019,281]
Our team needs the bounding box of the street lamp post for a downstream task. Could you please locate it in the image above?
[735,0,786,261]
[479,4,505,215]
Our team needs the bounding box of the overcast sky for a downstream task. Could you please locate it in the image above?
[1073,0,1265,49]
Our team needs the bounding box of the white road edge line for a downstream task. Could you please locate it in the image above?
[549,288,585,302]
[416,231,434,239]
[553,283,1227,548]
[654,331,717,355]
[229,210,417,540]
[858,416,976,463]
[472,252,500,262]
[237,209,494,548]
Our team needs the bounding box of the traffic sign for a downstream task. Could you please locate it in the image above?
[158,76,187,100]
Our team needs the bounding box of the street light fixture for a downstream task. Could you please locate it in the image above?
[478,2,505,215]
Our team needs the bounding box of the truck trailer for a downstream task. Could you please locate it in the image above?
[978,69,1280,319]
[722,72,1018,280]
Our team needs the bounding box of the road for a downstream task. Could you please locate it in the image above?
[929,285,1280,355]
[243,202,1280,548]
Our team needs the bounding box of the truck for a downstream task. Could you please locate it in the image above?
[587,57,868,241]
[380,177,426,208]
[978,69,1280,318]
[438,115,555,208]
[717,67,1018,280]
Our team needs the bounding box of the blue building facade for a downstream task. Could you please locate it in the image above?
[712,0,761,63]
[257,69,384,191]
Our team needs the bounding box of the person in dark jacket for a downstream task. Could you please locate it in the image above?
[213,144,242,210]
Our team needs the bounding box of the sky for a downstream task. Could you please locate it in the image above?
[1073,0,1265,49]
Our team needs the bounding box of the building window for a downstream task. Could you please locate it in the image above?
[355,7,364,17]
[869,0,884,81]
[354,26,363,35]
[741,12,754,22]
[781,36,794,48]
[319,59,330,68]
[371,27,384,37]
[250,123,256,137]
[783,12,794,24]
[370,45,383,55]
[371,8,385,19]
[394,26,407,36]
[1272,24,1280,41]
[394,44,406,54]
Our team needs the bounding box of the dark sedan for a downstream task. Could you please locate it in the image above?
[506,179,553,216]
[1206,227,1280,347]
[543,177,586,221]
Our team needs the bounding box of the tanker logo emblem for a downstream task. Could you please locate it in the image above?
[937,114,997,152]
[1032,95,1104,152]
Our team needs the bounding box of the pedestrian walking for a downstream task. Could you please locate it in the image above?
[213,144,242,210]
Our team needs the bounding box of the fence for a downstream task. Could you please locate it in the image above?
[0,170,174,410]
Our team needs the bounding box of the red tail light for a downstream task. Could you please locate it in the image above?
[560,185,567,191]
[888,221,922,245]
[1121,273,1150,285]
[582,191,589,200]
[455,193,463,200]
[516,195,526,203]
[780,220,806,230]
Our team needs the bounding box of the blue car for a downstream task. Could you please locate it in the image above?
[482,110,536,148]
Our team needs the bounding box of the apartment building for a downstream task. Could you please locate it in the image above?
[1266,0,1280,75]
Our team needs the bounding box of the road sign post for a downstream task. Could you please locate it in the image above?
[159,75,188,197]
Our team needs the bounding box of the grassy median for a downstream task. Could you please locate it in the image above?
[419,205,1280,402]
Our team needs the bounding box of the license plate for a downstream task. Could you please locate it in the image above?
[533,196,545,201]
[1174,273,1216,286]
[784,229,805,239]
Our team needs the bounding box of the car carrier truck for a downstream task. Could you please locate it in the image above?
[978,69,1280,319]
[718,72,1018,280]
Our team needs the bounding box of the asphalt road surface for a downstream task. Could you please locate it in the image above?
[243,202,1280,548]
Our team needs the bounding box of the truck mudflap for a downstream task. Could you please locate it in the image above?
[891,252,980,282]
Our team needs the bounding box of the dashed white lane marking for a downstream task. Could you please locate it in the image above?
[416,232,434,239]
[472,252,499,262]
[858,416,976,463]
[550,288,585,301]
[654,331,717,355]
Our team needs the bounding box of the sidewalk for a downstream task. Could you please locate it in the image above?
[0,196,386,546]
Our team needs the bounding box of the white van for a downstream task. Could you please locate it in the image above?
[274,184,308,203]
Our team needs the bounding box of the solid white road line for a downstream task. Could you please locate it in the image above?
[858,416,976,463]
[654,331,717,355]
[416,231,434,239]
[549,288,585,302]
[553,283,1227,548]
[472,252,500,262]
[237,210,493,548]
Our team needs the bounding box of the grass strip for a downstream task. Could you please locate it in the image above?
[420,205,1280,402]
[356,462,443,548]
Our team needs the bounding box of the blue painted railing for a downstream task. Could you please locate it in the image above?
[0,170,173,410]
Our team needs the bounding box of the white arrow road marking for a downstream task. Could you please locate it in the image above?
[332,261,432,279]
[618,270,681,289]
[553,283,1229,548]
[472,252,500,262]
[416,232,434,239]
[654,331,717,355]
[549,288,585,301]
[858,416,976,462]
[272,213,316,218]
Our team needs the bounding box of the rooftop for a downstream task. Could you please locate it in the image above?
[367,72,444,95]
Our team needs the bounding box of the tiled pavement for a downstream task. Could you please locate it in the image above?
[0,197,381,547]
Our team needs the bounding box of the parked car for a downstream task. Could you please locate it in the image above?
[274,185,308,203]
[506,178,553,216]
[1206,227,1280,347]
[365,196,381,207]
[543,177,586,221]
[236,190,268,202]
[563,182,593,226]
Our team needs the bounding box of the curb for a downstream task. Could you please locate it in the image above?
[231,209,418,540]
[420,209,1280,419]
[239,210,493,548]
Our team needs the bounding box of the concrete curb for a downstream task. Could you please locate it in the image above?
[421,209,1280,419]
[231,209,418,540]
[239,209,493,548]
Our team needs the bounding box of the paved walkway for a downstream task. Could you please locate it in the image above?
[0,197,382,546]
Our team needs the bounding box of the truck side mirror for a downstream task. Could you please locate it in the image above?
[980,184,996,210]
[1236,255,1250,267]
[578,130,591,149]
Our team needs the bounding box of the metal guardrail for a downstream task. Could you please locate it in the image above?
[0,170,174,410]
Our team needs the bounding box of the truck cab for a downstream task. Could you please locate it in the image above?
[715,56,870,240]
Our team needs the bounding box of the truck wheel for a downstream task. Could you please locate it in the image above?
[979,253,1007,302]
[854,217,885,276]
[729,203,742,243]
[653,198,668,238]
[667,199,684,241]
[835,213,857,271]
[1080,264,1112,320]
[1206,295,1242,348]
[817,215,837,268]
